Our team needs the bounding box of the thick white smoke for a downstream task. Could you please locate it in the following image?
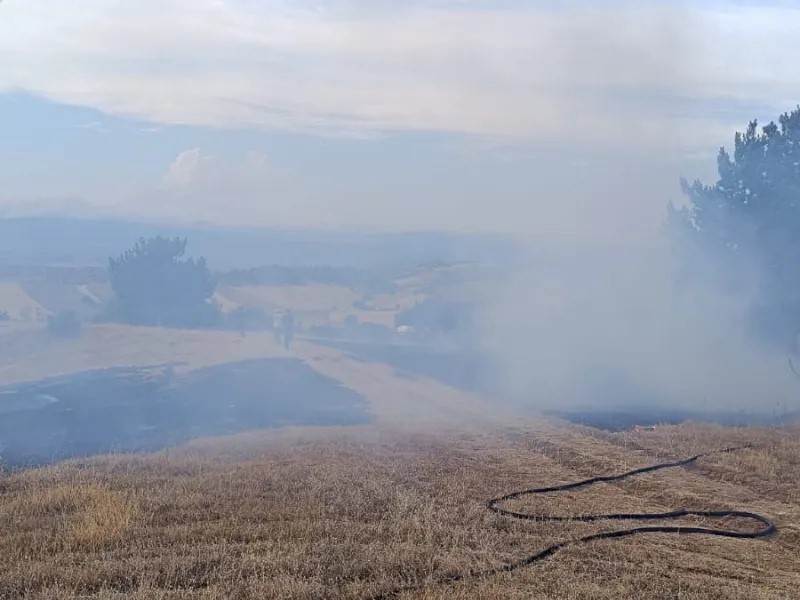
[479,239,800,416]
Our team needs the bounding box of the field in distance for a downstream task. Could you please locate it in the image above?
[0,421,798,599]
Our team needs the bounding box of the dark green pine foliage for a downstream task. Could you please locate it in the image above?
[670,107,800,349]
[108,236,219,328]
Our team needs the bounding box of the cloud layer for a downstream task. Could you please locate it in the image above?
[2,1,797,145]
[2,1,798,235]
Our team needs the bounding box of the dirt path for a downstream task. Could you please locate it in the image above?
[292,340,505,429]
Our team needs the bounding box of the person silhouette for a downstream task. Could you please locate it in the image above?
[281,310,295,350]
[272,309,283,345]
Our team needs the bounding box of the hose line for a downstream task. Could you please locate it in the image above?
[366,444,776,599]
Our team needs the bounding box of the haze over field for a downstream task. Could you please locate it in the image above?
[0,1,799,430]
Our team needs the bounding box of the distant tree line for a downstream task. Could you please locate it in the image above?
[218,265,396,294]
[101,237,406,331]
[0,265,107,284]
[105,245,480,337]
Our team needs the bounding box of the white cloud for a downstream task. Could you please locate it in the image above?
[1,1,797,147]
[78,121,110,134]
[140,149,307,227]
[163,148,204,188]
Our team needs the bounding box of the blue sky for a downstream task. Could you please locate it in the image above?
[0,0,797,240]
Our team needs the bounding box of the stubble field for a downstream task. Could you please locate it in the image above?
[0,421,798,600]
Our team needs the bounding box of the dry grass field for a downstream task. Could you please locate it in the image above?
[0,283,50,322]
[1,421,798,600]
[0,324,291,385]
[214,282,423,329]
[215,284,361,328]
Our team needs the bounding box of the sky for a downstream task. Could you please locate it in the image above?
[0,0,798,240]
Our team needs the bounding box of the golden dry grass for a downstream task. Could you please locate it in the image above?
[0,324,290,384]
[217,284,359,317]
[0,283,50,322]
[216,282,424,329]
[0,421,798,599]
[0,480,137,553]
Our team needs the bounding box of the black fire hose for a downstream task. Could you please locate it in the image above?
[365,445,776,599]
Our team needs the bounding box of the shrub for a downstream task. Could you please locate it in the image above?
[47,311,83,338]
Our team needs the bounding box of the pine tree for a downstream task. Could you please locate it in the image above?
[671,107,800,349]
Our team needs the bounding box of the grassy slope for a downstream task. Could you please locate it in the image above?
[0,274,797,599]
[0,422,798,599]
[0,324,289,384]
[0,282,50,321]
[215,283,421,329]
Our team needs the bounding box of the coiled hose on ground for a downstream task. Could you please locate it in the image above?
[366,445,776,599]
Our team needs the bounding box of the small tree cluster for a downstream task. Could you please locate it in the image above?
[395,297,470,335]
[47,311,82,338]
[108,236,219,328]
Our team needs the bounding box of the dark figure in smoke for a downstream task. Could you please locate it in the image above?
[272,309,283,345]
[281,310,295,350]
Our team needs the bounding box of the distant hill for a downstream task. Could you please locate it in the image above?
[0,217,519,270]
